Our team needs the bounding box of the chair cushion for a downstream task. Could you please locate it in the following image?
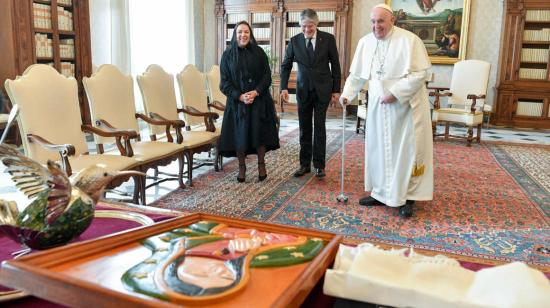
[157,131,217,148]
[432,108,483,126]
[68,154,140,173]
[104,141,183,163]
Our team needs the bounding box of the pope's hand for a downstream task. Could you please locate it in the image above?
[381,93,397,104]
[339,96,349,106]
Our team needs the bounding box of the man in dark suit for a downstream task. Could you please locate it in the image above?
[280,8,341,178]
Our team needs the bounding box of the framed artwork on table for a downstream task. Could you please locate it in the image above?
[0,213,341,307]
[386,0,471,64]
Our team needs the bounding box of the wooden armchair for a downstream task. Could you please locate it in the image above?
[4,64,144,203]
[205,65,226,124]
[83,64,187,191]
[430,60,491,146]
[176,64,223,170]
[137,64,219,185]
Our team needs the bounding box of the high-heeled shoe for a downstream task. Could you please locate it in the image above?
[237,163,246,183]
[258,161,267,182]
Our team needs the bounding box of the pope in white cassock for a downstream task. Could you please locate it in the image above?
[340,4,433,218]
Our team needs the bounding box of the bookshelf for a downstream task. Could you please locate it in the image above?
[215,0,352,112]
[494,0,550,128]
[0,0,92,124]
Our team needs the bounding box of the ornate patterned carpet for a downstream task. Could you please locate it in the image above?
[150,129,550,270]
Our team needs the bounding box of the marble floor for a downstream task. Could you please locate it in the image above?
[114,112,550,204]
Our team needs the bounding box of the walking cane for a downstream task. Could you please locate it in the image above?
[336,102,348,203]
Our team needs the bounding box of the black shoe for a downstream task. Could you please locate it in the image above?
[258,162,267,182]
[237,164,246,183]
[358,196,385,206]
[399,200,414,218]
[314,168,326,178]
[293,166,311,177]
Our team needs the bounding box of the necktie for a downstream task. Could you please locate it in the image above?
[306,38,315,90]
[306,38,314,65]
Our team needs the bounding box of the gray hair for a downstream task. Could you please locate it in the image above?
[300,9,319,25]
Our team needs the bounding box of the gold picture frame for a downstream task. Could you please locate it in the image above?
[386,0,471,64]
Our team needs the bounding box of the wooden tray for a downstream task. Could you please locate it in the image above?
[0,213,341,307]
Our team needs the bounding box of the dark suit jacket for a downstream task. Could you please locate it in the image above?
[280,30,341,104]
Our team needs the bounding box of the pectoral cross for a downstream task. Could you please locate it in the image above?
[376,65,385,79]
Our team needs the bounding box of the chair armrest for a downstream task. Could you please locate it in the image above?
[26,133,75,176]
[81,124,130,156]
[426,86,450,92]
[428,89,452,110]
[178,106,219,132]
[92,119,138,157]
[93,119,139,138]
[136,112,185,144]
[467,94,486,113]
[208,100,226,112]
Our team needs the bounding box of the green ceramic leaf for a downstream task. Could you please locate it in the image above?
[251,239,325,267]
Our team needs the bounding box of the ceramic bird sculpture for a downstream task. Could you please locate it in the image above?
[0,144,143,250]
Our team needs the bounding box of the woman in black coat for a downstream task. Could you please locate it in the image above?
[218,21,280,183]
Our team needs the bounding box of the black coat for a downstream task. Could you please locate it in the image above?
[218,44,280,157]
[280,30,341,104]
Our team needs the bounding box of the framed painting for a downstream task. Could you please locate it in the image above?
[386,0,471,64]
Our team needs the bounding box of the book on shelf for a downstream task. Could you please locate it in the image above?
[59,38,75,59]
[57,0,73,6]
[523,29,550,42]
[287,11,335,23]
[526,10,550,22]
[252,12,270,23]
[287,11,301,23]
[286,27,301,38]
[318,11,336,22]
[516,101,544,117]
[253,28,271,40]
[33,3,52,29]
[60,61,75,77]
[34,33,53,58]
[521,48,549,63]
[227,13,248,24]
[57,6,73,31]
[286,27,333,38]
[318,26,334,35]
[519,68,547,80]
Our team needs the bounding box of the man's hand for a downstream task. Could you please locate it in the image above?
[339,95,349,106]
[381,93,397,104]
[330,93,340,107]
[280,89,289,103]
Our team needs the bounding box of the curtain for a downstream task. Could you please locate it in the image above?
[89,0,196,111]
[128,0,195,76]
[89,0,131,73]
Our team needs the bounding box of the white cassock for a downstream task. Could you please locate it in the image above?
[341,26,433,207]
